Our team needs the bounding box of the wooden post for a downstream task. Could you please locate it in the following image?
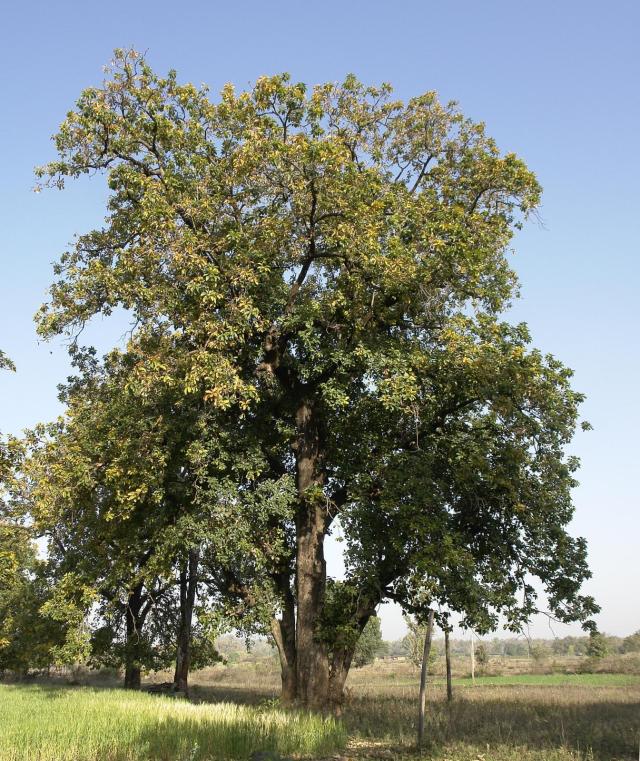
[470,631,475,684]
[445,628,453,702]
[417,609,435,748]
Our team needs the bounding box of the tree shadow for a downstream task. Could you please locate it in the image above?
[131,703,345,760]
[190,682,279,705]
[343,686,640,760]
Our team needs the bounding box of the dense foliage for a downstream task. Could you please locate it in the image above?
[12,49,600,707]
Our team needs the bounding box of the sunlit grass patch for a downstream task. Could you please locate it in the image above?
[0,684,346,760]
[452,673,640,687]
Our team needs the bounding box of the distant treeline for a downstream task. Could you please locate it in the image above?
[388,632,640,659]
[212,629,640,665]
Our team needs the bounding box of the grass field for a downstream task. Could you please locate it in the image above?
[451,672,640,687]
[0,684,346,760]
[2,666,639,760]
[183,663,640,760]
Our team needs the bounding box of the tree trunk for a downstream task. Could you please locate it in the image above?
[445,628,453,702]
[124,582,145,690]
[328,643,358,716]
[417,609,435,748]
[327,604,376,714]
[270,573,297,704]
[294,399,329,709]
[124,663,141,689]
[173,548,199,696]
[295,502,330,708]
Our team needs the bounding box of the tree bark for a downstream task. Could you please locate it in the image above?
[327,602,377,714]
[270,571,297,704]
[445,628,453,702]
[417,609,435,748]
[173,548,199,695]
[124,663,141,690]
[328,651,351,716]
[294,399,330,709]
[124,582,145,690]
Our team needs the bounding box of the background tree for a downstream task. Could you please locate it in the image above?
[36,51,598,709]
[0,523,69,676]
[475,642,489,668]
[586,630,608,660]
[621,631,640,654]
[0,352,71,676]
[20,344,207,689]
[352,616,386,668]
[403,615,438,670]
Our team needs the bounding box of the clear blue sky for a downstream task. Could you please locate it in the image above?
[1,0,638,640]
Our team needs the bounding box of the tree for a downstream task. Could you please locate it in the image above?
[444,628,453,702]
[20,344,206,689]
[586,630,608,659]
[504,640,528,657]
[475,642,489,667]
[352,616,385,667]
[36,50,597,709]
[0,523,69,675]
[417,609,435,747]
[621,630,640,654]
[0,353,70,676]
[403,615,439,669]
[529,643,550,662]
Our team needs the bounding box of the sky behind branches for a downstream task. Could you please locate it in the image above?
[1,0,638,639]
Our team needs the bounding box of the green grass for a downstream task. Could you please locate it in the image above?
[451,672,640,687]
[338,671,640,691]
[0,684,346,760]
[3,668,640,761]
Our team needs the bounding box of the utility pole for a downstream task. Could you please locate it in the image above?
[417,609,435,748]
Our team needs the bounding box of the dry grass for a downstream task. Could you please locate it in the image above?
[5,659,638,760]
[177,661,640,760]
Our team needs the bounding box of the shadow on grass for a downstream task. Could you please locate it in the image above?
[189,681,639,760]
[190,683,279,706]
[343,687,640,760]
[131,711,346,761]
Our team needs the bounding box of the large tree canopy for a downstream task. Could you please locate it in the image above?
[35,50,597,708]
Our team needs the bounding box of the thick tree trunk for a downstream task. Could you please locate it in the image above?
[124,664,142,690]
[295,504,330,708]
[124,583,145,690]
[173,548,199,696]
[294,399,330,710]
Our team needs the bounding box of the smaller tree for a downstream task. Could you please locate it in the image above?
[475,642,489,667]
[530,643,550,662]
[586,630,608,659]
[403,615,438,669]
[353,616,385,668]
[504,639,528,657]
[621,631,640,654]
[0,525,69,675]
